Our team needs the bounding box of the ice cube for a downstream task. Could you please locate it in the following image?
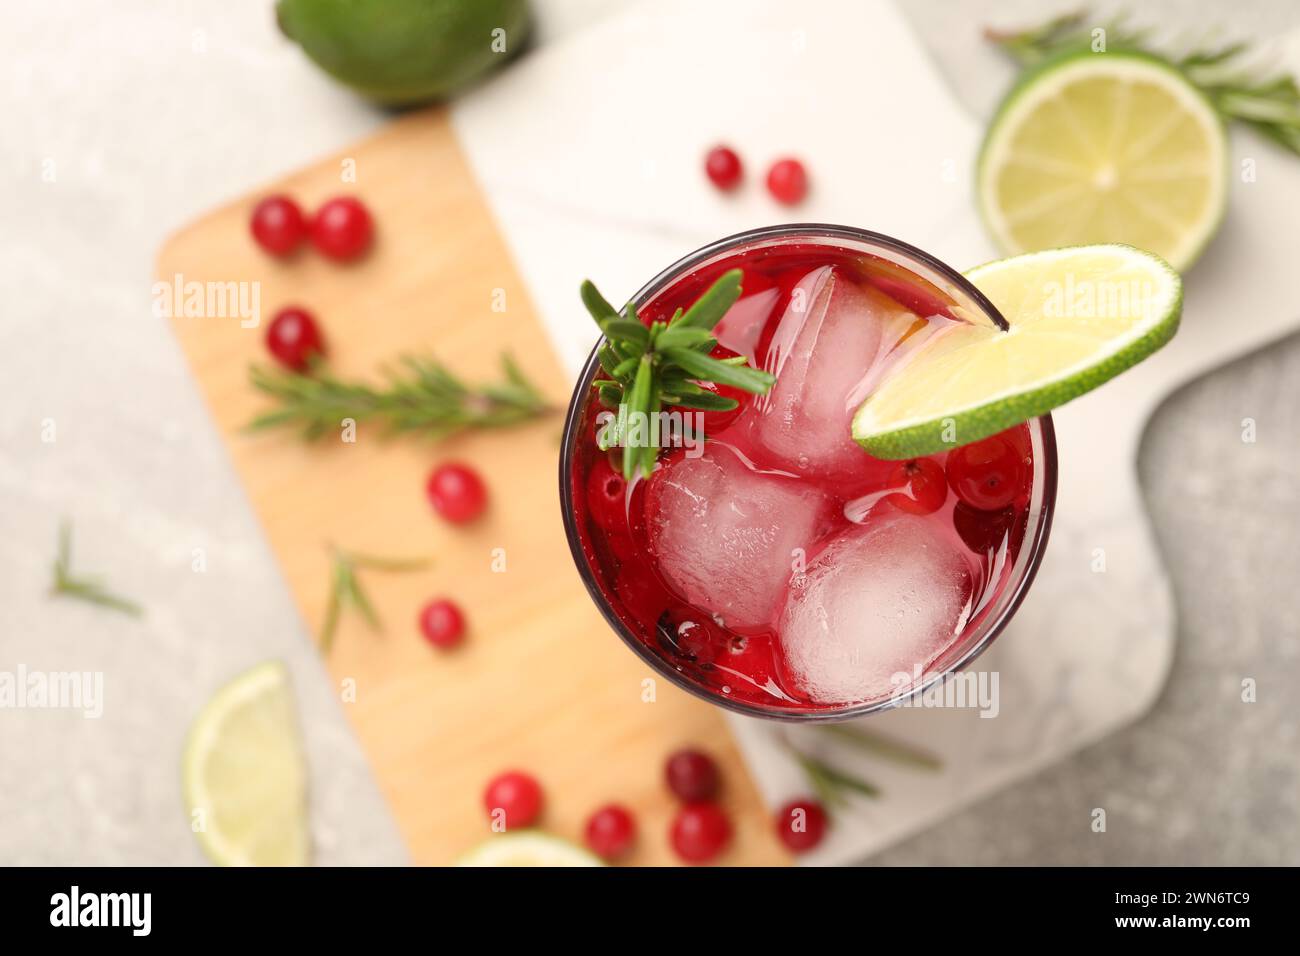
[748,267,918,479]
[646,448,831,632]
[778,515,972,704]
[714,287,780,364]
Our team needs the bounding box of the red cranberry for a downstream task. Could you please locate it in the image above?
[665,748,720,802]
[883,458,947,515]
[952,501,1015,555]
[585,455,628,532]
[704,145,743,191]
[775,798,828,853]
[946,434,1027,510]
[426,463,488,524]
[310,196,373,261]
[660,610,724,667]
[265,306,325,371]
[419,598,465,649]
[765,158,808,205]
[669,379,748,438]
[483,771,543,829]
[250,195,307,256]
[670,802,732,863]
[584,804,636,861]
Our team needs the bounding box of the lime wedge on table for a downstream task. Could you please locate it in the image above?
[978,49,1227,272]
[182,661,310,867]
[853,244,1181,460]
[457,833,604,867]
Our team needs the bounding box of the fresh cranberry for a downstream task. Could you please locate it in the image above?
[952,501,1015,555]
[775,798,829,853]
[704,145,743,191]
[671,379,748,438]
[883,458,947,515]
[585,455,628,532]
[310,196,374,261]
[946,434,1027,510]
[670,802,732,863]
[250,195,307,256]
[665,748,720,802]
[765,158,808,205]
[584,804,636,861]
[419,598,465,649]
[483,771,543,829]
[426,463,488,524]
[265,306,325,371]
[659,609,724,667]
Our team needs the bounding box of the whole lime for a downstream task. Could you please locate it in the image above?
[276,0,532,106]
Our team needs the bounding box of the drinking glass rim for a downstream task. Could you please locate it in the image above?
[558,223,1059,722]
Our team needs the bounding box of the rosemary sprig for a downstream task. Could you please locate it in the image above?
[320,546,428,654]
[49,521,142,617]
[247,352,550,441]
[819,724,942,771]
[986,10,1300,155]
[789,749,880,808]
[580,269,776,479]
[780,725,944,809]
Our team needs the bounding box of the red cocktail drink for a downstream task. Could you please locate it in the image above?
[562,226,1056,720]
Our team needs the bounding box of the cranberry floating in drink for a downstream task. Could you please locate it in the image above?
[561,227,1182,719]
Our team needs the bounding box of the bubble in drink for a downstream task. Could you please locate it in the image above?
[778,515,973,704]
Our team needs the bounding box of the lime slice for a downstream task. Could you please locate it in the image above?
[978,49,1227,272]
[852,244,1181,459]
[457,833,604,867]
[182,661,310,867]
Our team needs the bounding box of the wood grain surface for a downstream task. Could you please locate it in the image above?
[157,108,789,866]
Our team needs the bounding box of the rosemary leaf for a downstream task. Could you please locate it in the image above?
[600,319,651,349]
[580,280,618,321]
[669,389,739,412]
[655,324,716,351]
[792,750,881,807]
[624,356,655,480]
[659,346,776,394]
[820,724,943,771]
[319,547,428,654]
[49,521,142,617]
[677,269,743,330]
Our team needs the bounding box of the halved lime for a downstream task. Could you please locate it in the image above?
[978,49,1227,272]
[457,833,604,867]
[182,661,310,867]
[852,244,1181,459]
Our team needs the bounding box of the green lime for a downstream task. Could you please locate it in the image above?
[182,661,310,866]
[456,833,604,867]
[852,244,1182,459]
[276,0,531,106]
[978,49,1227,272]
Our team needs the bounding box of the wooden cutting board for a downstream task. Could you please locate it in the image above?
[158,108,788,866]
